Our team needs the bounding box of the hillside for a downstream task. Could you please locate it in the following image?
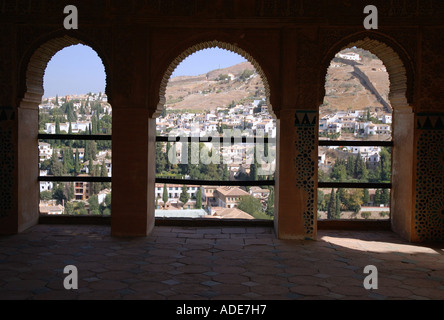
[165,49,391,113]
[165,62,265,111]
[322,48,391,117]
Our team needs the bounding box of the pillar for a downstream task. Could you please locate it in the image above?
[111,108,156,237]
[411,113,444,242]
[391,105,414,240]
[274,110,317,240]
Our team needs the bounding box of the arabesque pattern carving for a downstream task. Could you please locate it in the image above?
[294,111,317,237]
[415,114,444,241]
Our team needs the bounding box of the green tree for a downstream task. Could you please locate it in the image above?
[347,189,364,213]
[50,151,64,176]
[346,156,355,177]
[52,183,67,205]
[105,193,112,208]
[40,190,53,201]
[162,184,168,207]
[74,149,80,176]
[156,142,168,174]
[381,189,390,206]
[222,164,229,181]
[266,188,275,217]
[63,148,74,174]
[100,160,111,189]
[65,202,74,215]
[354,152,368,181]
[317,190,326,212]
[327,189,336,220]
[363,188,370,206]
[91,115,98,135]
[237,195,264,219]
[55,117,61,135]
[331,159,347,182]
[90,165,101,195]
[249,147,259,181]
[180,186,190,206]
[335,190,341,219]
[195,187,202,209]
[374,189,384,206]
[379,148,391,182]
[239,69,254,81]
[88,195,100,215]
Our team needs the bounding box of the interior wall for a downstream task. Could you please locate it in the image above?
[0,1,442,242]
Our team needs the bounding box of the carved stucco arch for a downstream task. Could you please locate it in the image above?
[320,34,414,111]
[319,34,416,240]
[155,40,274,118]
[20,34,110,108]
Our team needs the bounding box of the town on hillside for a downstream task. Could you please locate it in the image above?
[39,48,392,220]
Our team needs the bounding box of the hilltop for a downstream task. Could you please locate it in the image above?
[165,61,265,111]
[165,49,391,114]
[322,48,391,117]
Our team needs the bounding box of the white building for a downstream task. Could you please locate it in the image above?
[154,184,199,201]
[382,114,392,124]
[38,142,53,161]
[39,170,53,192]
[45,121,91,134]
[336,52,362,61]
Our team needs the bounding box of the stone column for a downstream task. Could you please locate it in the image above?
[111,108,156,237]
[411,113,444,242]
[17,101,40,233]
[0,107,18,235]
[391,105,414,240]
[274,109,317,240]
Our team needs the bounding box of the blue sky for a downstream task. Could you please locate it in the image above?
[43,45,246,98]
[171,47,246,78]
[43,44,106,98]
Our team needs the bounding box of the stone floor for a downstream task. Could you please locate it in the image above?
[0,224,443,300]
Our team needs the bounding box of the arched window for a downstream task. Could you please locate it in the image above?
[318,47,392,222]
[155,45,276,221]
[36,44,112,217]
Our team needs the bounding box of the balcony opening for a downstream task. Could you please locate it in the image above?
[37,44,112,219]
[155,44,276,224]
[318,47,392,224]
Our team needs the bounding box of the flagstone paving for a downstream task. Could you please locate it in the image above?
[0,225,443,300]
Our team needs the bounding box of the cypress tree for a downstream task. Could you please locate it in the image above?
[363,188,370,206]
[222,164,229,181]
[74,149,80,176]
[55,117,61,135]
[162,184,168,208]
[101,160,111,189]
[335,191,341,219]
[266,188,275,216]
[374,189,382,206]
[180,185,190,206]
[327,189,336,220]
[92,116,98,135]
[381,189,390,206]
[91,165,101,195]
[195,187,202,209]
[346,156,355,177]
